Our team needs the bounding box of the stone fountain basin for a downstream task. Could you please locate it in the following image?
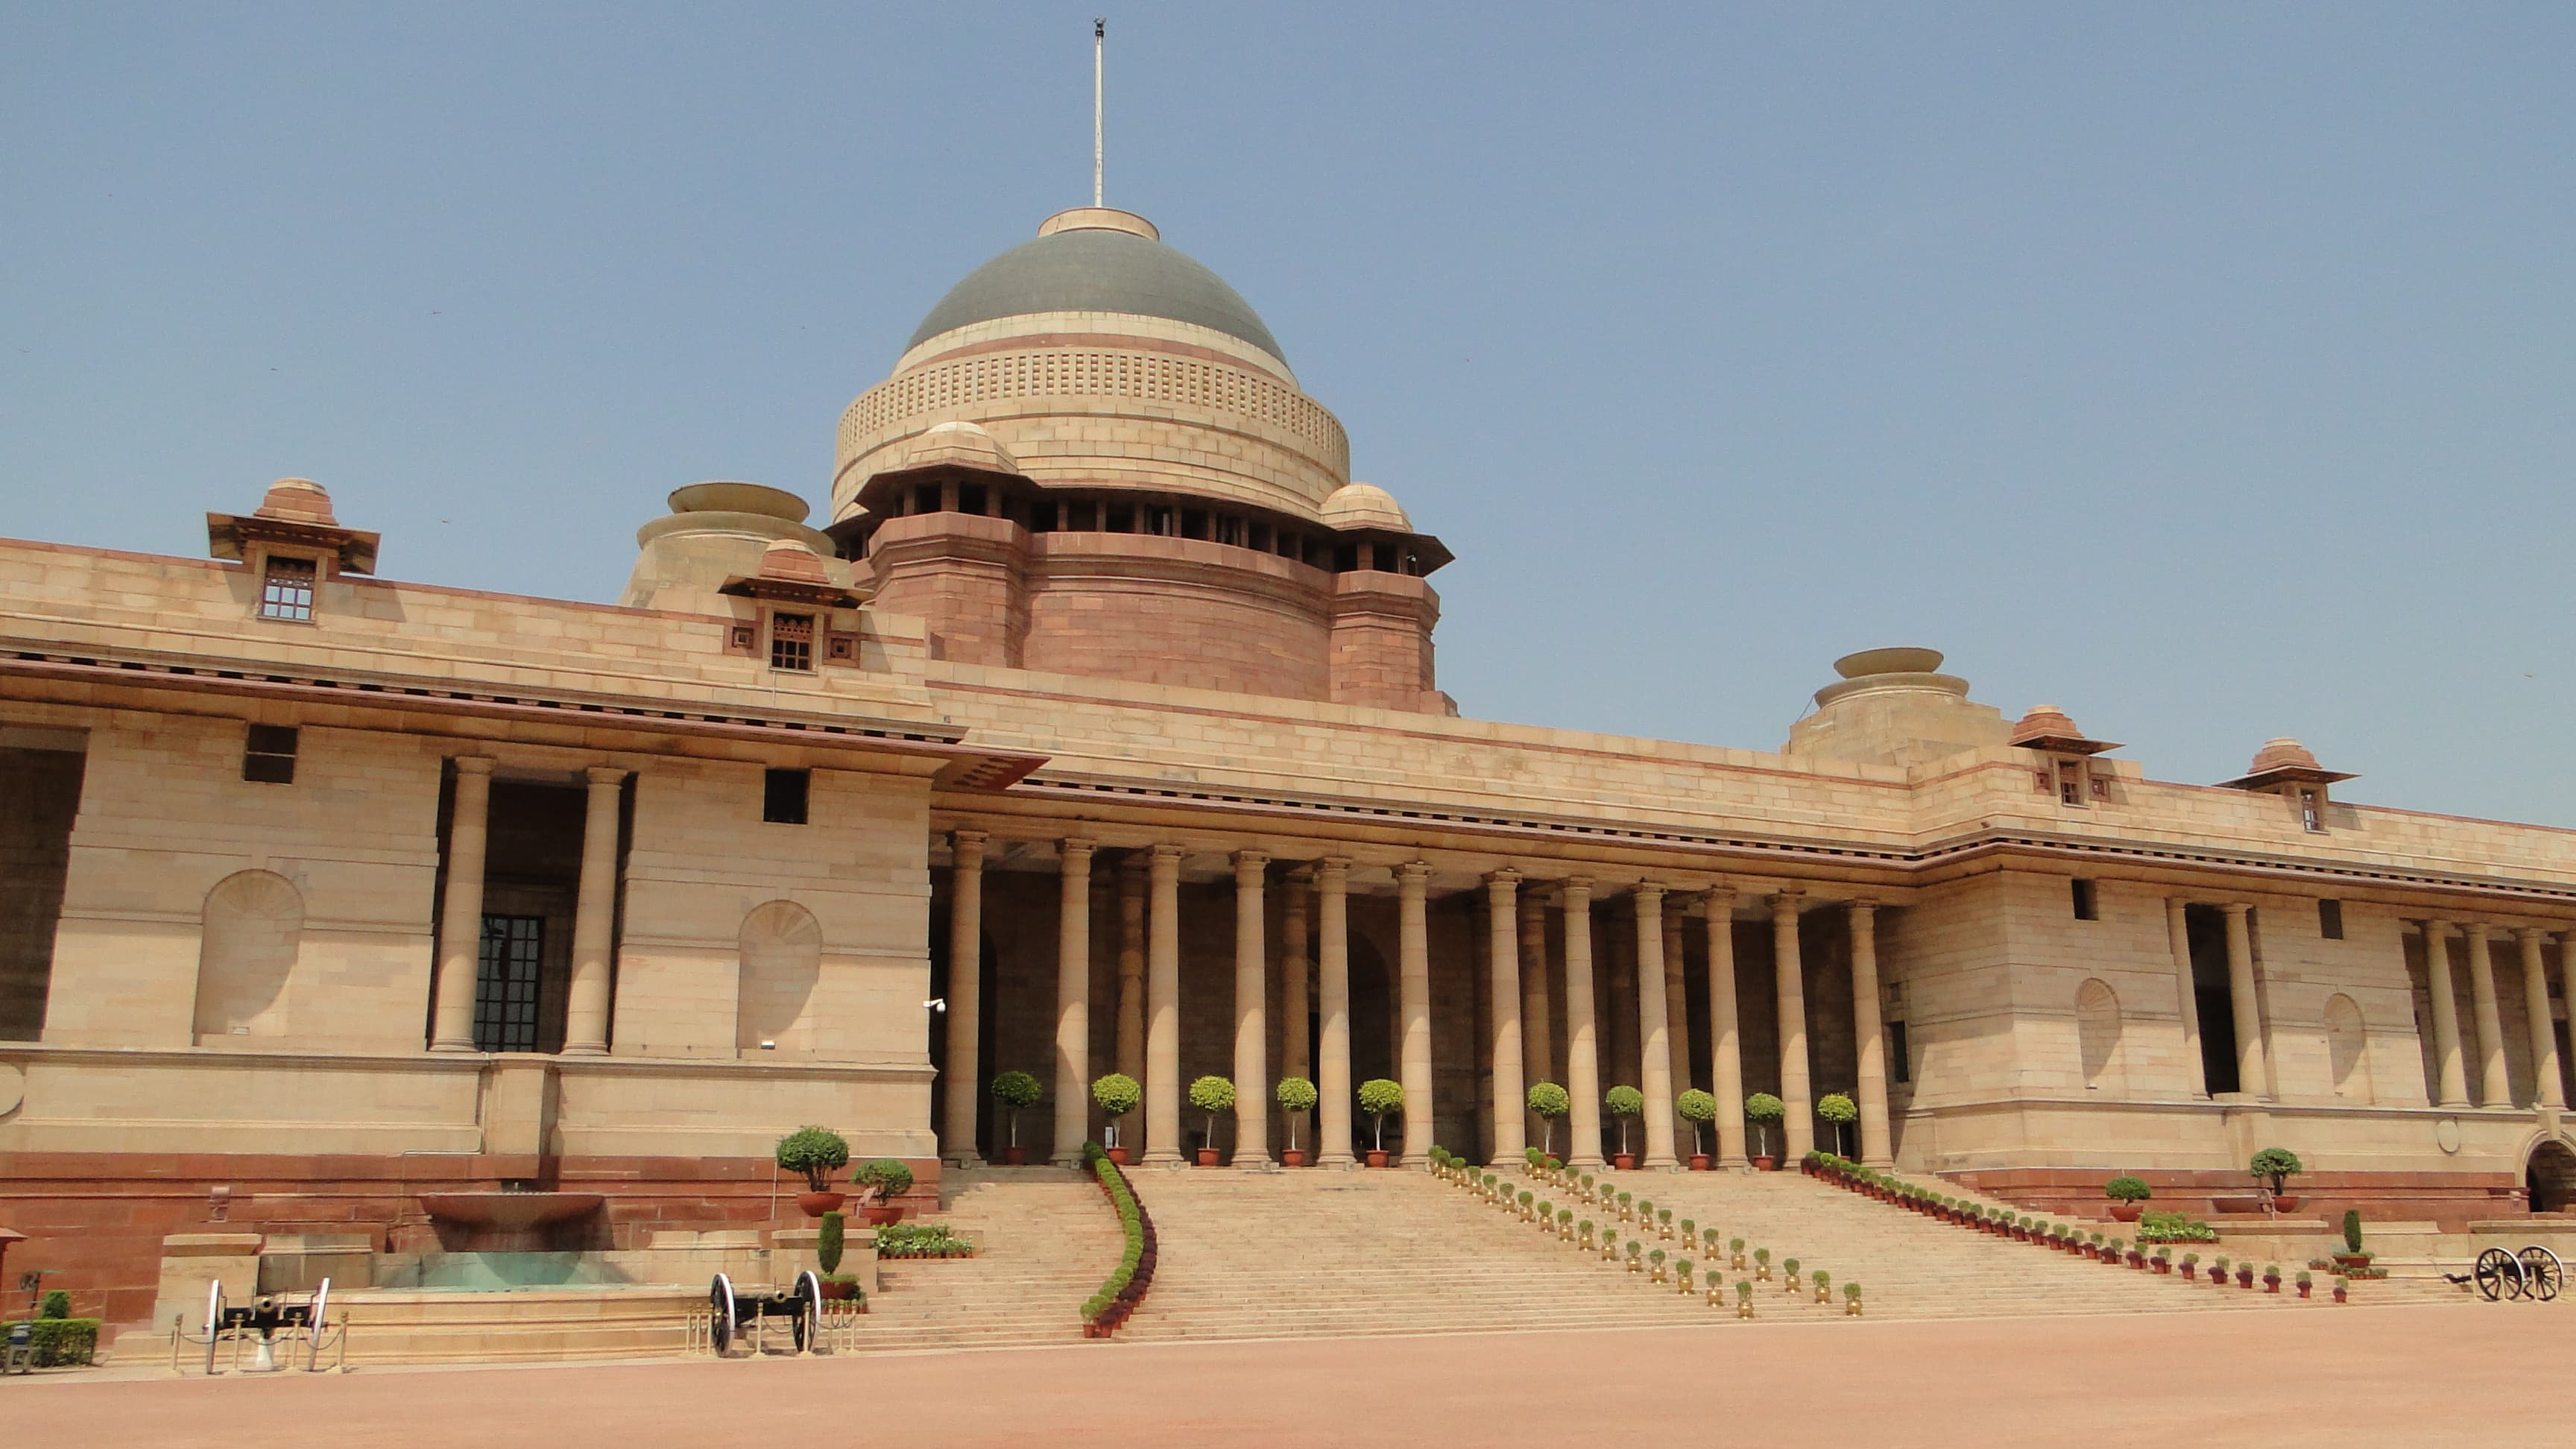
[419,1192,605,1232]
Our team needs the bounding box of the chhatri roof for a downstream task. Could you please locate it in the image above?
[906,208,1286,364]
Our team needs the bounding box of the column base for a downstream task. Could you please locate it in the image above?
[1568,1154,1605,1169]
[1049,1150,1086,1167]
[943,1154,984,1169]
[1140,1152,1184,1167]
[1644,1155,1680,1170]
[1316,1154,1357,1169]
[1234,1155,1274,1171]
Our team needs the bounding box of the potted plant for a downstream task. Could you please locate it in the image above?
[1604,1085,1645,1169]
[852,1158,912,1225]
[1676,1259,1694,1295]
[2236,1261,2256,1289]
[988,1070,1044,1165]
[2209,1255,2230,1289]
[2150,1251,2170,1275]
[2294,1269,2313,1299]
[1525,1080,1572,1158]
[1753,1246,1772,1281]
[2103,1174,2151,1223]
[1091,1073,1143,1164]
[1676,1088,1718,1169]
[1626,1240,1644,1274]
[1744,1093,1786,1170]
[776,1126,850,1217]
[2250,1146,2305,1212]
[1816,1092,1858,1158]
[1813,1269,1831,1304]
[1729,1237,1746,1271]
[1650,1247,1668,1283]
[1736,1280,1755,1319]
[2332,1274,2348,1304]
[2262,1263,2282,1294]
[1186,1076,1236,1164]
[1781,1257,1802,1294]
[2181,1252,2200,1281]
[1357,1078,1404,1167]
[2334,1209,2373,1272]
[1844,1281,1863,1317]
[1275,1076,1319,1167]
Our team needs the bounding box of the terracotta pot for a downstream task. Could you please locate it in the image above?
[1614,1153,1638,1170]
[1106,1146,1130,1166]
[817,1278,857,1301]
[1196,1148,1220,1167]
[1365,1149,1389,1168]
[1282,1149,1306,1167]
[795,1190,847,1218]
[2332,1286,2347,1303]
[2108,1203,2142,1222]
[2237,1270,2255,1289]
[2264,1278,2281,1294]
[1002,1146,1027,1166]
[2332,1253,2371,1271]
[2297,1283,2311,1298]
[2271,1196,2302,1213]
[1749,1155,1773,1172]
[1690,1155,1711,1171]
[2181,1266,2197,1281]
[2154,1260,2171,1275]
[861,1203,903,1227]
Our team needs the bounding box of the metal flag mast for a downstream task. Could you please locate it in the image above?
[1093,17,1105,207]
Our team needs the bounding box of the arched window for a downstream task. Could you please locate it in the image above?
[737,900,822,1054]
[2075,978,2124,1094]
[195,870,303,1041]
[2325,994,2373,1102]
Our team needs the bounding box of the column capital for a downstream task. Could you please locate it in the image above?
[1484,866,1522,887]
[1317,856,1351,884]
[2424,917,2452,938]
[951,828,988,857]
[1849,899,1878,924]
[1061,837,1098,862]
[2466,921,2493,941]
[584,765,627,787]
[452,755,496,777]
[2221,901,2253,918]
[1771,889,1805,920]
[1233,849,1269,879]
[2516,924,2545,943]
[1702,883,1737,910]
[1149,842,1185,864]
[1398,860,1431,885]
[1632,881,1667,905]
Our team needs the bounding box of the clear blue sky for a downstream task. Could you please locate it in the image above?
[7,4,2572,824]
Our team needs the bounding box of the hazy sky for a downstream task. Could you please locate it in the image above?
[7,4,2572,824]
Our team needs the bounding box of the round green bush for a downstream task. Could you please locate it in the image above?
[1816,1092,1857,1123]
[1092,1072,1143,1118]
[774,1125,850,1192]
[1527,1081,1572,1119]
[2104,1174,2153,1203]
[1275,1076,1319,1113]
[1603,1085,1645,1117]
[853,1158,912,1199]
[1187,1075,1237,1113]
[1743,1093,1787,1123]
[1675,1087,1717,1123]
[2250,1146,2305,1192]
[988,1069,1044,1110]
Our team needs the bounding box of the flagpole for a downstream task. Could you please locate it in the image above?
[1092,18,1105,207]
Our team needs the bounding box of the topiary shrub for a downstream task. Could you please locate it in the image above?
[1357,1078,1405,1155]
[817,1210,845,1276]
[853,1158,912,1205]
[1816,1092,1858,1157]
[1093,1072,1143,1149]
[2250,1146,2304,1195]
[2342,1209,2366,1257]
[1743,1092,1787,1160]
[1675,1087,1718,1159]
[1187,1076,1237,1155]
[1275,1076,1319,1155]
[990,1070,1044,1151]
[2105,1175,2152,1204]
[775,1126,850,1193]
[1527,1081,1573,1155]
[1604,1085,1645,1159]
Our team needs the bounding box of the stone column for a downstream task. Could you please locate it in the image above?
[2165,898,2209,1098]
[1704,890,1746,1167]
[2424,920,2470,1108]
[1518,892,1553,1149]
[1316,859,1355,1167]
[1662,906,1690,1104]
[1560,880,1603,1167]
[2464,922,2510,1108]
[2219,903,2267,1100]
[1232,851,1270,1167]
[1773,891,1813,1159]
[561,765,625,1055]
[1144,845,1184,1164]
[1398,862,1435,1167]
[2518,928,2565,1109]
[429,757,495,1052]
[1115,856,1146,1085]
[942,831,988,1164]
[1485,871,1527,1167]
[1283,868,1312,1081]
[1849,902,1893,1167]
[1049,839,1096,1163]
[1635,885,1677,1168]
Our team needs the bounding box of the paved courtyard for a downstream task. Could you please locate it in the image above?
[7,1304,2566,1447]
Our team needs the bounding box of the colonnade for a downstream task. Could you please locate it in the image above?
[2415,918,2570,1111]
[936,833,1896,1169]
[426,757,627,1055]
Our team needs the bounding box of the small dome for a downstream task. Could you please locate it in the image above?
[907,211,1286,364]
[1835,647,1945,680]
[896,420,1022,476]
[1322,482,1411,531]
[256,477,338,525]
[755,537,830,584]
[2010,704,2083,744]
[2247,737,2320,774]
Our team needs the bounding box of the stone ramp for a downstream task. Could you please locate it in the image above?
[1115,1167,1716,1343]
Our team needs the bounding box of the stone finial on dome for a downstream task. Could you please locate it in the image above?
[1035,206,1161,242]
[1322,482,1412,532]
[2249,738,2319,774]
[256,477,339,525]
[2009,704,2120,756]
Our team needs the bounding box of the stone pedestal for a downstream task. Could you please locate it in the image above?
[152,1233,265,1336]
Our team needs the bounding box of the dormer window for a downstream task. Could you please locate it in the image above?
[258,555,318,622]
[2298,788,2325,833]
[769,612,814,672]
[2057,761,2087,807]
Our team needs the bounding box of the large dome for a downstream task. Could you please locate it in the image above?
[904,208,1286,364]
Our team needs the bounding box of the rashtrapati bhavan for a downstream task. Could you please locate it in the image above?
[7,202,2576,1332]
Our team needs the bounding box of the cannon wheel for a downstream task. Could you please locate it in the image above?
[307,1279,331,1372]
[792,1271,822,1354]
[204,1281,226,1375]
[2475,1247,2520,1301]
[708,1274,737,1354]
[2519,1246,2563,1302]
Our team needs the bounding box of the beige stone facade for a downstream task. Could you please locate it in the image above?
[7,204,2576,1325]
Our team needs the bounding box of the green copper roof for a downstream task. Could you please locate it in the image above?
[906,226,1285,364]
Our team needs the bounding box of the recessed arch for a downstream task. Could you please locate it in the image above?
[194,870,303,1041]
[2075,977,2124,1094]
[736,899,822,1054]
[2325,993,2374,1103]
[2528,1139,2576,1214]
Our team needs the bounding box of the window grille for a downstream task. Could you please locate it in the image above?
[473,915,543,1052]
[242,724,299,784]
[259,555,317,621]
[770,613,814,672]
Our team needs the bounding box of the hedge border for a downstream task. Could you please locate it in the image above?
[1079,1143,1157,1336]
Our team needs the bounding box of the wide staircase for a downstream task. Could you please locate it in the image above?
[841,1165,1126,1353]
[1116,1168,1711,1342]
[1589,1166,2312,1320]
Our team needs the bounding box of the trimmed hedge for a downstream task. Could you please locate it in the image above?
[1080,1143,1157,1334]
[1,1318,101,1367]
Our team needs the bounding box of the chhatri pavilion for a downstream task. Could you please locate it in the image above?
[6,203,2575,1328]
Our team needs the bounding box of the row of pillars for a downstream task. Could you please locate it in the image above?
[2416,920,2570,1111]
[424,757,625,1055]
[938,833,1896,1169]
